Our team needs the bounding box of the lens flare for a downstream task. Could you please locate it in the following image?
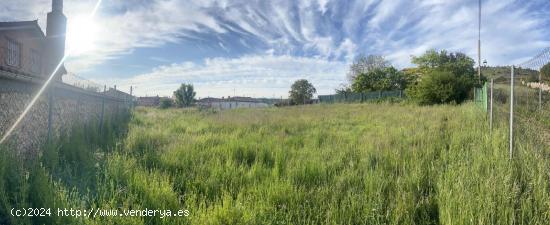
[67,16,99,55]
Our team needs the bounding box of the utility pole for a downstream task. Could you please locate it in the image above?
[478,0,482,80]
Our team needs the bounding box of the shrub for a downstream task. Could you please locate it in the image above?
[407,70,473,105]
[159,98,173,109]
[407,49,478,105]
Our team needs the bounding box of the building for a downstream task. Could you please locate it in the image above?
[0,0,67,80]
[197,96,270,110]
[104,87,134,101]
[137,96,161,107]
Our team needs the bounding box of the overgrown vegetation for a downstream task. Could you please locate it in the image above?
[159,98,173,109]
[0,111,131,225]
[4,103,550,224]
[407,50,480,105]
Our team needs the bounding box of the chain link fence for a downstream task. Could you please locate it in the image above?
[487,48,550,158]
[318,90,404,104]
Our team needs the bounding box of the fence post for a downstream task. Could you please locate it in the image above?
[47,87,54,142]
[130,86,133,108]
[100,85,105,134]
[539,71,542,110]
[509,66,514,159]
[474,87,477,106]
[489,78,493,131]
[483,82,488,111]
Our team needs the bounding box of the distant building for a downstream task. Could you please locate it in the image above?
[197,96,270,110]
[137,96,161,107]
[104,87,134,101]
[0,0,67,80]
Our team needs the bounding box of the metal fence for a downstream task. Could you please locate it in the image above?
[486,47,550,159]
[318,90,404,104]
[474,82,488,111]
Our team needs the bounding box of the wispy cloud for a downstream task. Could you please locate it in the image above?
[2,0,549,96]
[107,54,347,98]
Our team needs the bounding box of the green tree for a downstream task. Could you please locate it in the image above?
[542,62,550,82]
[335,85,353,95]
[347,54,390,82]
[407,49,478,105]
[289,79,316,105]
[351,67,408,92]
[412,49,477,80]
[174,84,196,107]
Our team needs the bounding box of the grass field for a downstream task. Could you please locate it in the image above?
[2,103,550,224]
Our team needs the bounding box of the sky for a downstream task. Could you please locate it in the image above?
[1,0,549,98]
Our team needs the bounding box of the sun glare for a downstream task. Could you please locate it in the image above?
[67,16,99,55]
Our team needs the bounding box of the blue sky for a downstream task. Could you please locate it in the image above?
[1,0,549,97]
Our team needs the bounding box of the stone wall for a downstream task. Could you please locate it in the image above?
[0,74,131,155]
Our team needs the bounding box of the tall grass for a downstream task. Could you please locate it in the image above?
[0,109,131,225]
[119,104,550,224]
[2,103,550,224]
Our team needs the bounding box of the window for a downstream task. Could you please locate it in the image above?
[6,39,21,67]
[30,49,41,74]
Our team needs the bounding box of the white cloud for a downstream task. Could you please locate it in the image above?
[105,55,348,98]
[2,0,549,96]
[368,0,550,68]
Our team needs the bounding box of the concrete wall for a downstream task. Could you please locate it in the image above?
[198,101,270,110]
[0,72,130,155]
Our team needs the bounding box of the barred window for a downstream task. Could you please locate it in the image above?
[30,50,41,74]
[6,39,20,67]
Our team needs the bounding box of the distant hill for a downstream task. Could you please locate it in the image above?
[483,66,539,81]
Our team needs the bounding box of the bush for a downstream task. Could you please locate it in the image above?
[407,70,473,105]
[159,98,173,109]
[407,49,478,105]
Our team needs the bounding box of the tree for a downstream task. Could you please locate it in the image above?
[289,79,316,105]
[335,84,353,95]
[542,62,550,82]
[174,84,196,107]
[347,54,390,82]
[407,49,478,105]
[351,67,408,92]
[411,49,476,81]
